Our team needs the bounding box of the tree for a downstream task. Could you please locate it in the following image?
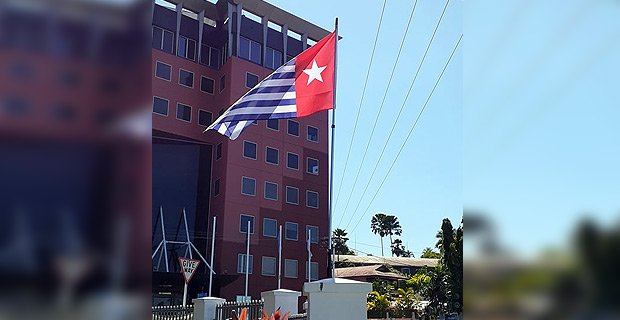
[390,239,413,257]
[371,213,403,256]
[332,228,355,255]
[371,213,390,256]
[421,247,441,259]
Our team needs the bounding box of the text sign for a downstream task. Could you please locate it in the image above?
[178,257,200,284]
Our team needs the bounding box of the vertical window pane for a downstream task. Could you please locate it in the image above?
[286,186,298,205]
[179,69,193,87]
[187,39,196,60]
[240,215,254,233]
[307,226,318,243]
[216,143,222,160]
[239,37,250,60]
[152,27,163,49]
[287,120,299,136]
[265,48,274,69]
[266,147,278,165]
[243,141,257,159]
[238,254,253,274]
[163,30,174,53]
[287,153,299,170]
[250,41,261,64]
[210,48,220,68]
[307,158,319,175]
[307,126,319,142]
[178,37,187,58]
[245,73,259,88]
[273,50,282,68]
[306,191,318,209]
[285,222,298,240]
[176,103,191,121]
[265,182,278,201]
[220,74,226,92]
[262,257,276,276]
[201,76,214,94]
[155,62,171,81]
[263,218,277,237]
[284,259,297,278]
[241,177,256,196]
[153,97,168,116]
[266,119,279,130]
[198,110,212,126]
[213,179,220,196]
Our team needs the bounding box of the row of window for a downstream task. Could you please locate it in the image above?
[238,37,285,70]
[153,25,222,69]
[155,61,226,94]
[253,119,319,143]
[239,216,318,242]
[240,177,319,208]
[237,255,318,280]
[243,141,319,174]
[153,96,215,125]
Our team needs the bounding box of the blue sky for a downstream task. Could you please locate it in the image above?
[267,0,463,257]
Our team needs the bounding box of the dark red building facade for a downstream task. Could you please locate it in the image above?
[151,0,331,305]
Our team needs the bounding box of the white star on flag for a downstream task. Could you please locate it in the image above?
[302,59,327,85]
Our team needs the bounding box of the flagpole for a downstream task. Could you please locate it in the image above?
[329,17,338,279]
[245,220,250,302]
[278,224,282,289]
[208,216,216,297]
[307,234,311,282]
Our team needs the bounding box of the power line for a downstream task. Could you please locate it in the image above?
[333,0,387,210]
[342,0,451,230]
[336,0,420,228]
[350,34,463,234]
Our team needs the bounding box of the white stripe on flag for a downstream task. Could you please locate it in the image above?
[258,78,295,87]
[219,104,297,118]
[238,91,296,103]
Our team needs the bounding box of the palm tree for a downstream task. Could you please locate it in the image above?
[390,238,413,257]
[371,213,389,256]
[421,247,441,259]
[332,228,354,255]
[384,215,402,256]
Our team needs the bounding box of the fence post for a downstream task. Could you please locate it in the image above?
[193,297,226,320]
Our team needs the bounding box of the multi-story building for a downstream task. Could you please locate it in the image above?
[151,0,331,306]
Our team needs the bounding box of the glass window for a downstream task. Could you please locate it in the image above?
[266,119,279,131]
[307,158,319,175]
[286,186,298,205]
[243,141,257,159]
[250,41,261,64]
[241,177,256,196]
[200,44,220,69]
[306,225,318,244]
[262,256,276,276]
[213,179,220,196]
[307,126,319,142]
[177,35,196,60]
[237,254,253,274]
[238,37,261,64]
[286,153,299,170]
[287,120,299,136]
[263,218,277,238]
[265,47,282,70]
[306,191,318,209]
[198,110,212,126]
[152,26,174,54]
[176,103,191,122]
[216,143,222,160]
[401,268,411,275]
[246,72,259,88]
[240,214,254,233]
[201,76,214,94]
[239,37,250,60]
[163,29,174,53]
[219,74,226,92]
[179,69,194,88]
[152,26,162,49]
[266,147,278,165]
[153,97,168,116]
[284,259,298,278]
[285,222,298,241]
[155,61,171,81]
[264,182,278,201]
[306,261,318,281]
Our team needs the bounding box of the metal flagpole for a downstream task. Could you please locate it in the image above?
[209,216,216,297]
[160,206,169,272]
[329,17,339,279]
[277,224,282,289]
[307,234,311,282]
[182,208,193,259]
[245,220,250,301]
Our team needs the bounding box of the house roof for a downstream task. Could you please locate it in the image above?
[335,255,439,268]
[334,265,407,280]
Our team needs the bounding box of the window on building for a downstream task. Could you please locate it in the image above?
[200,76,214,94]
[306,261,318,281]
[307,158,319,175]
[238,36,261,64]
[213,179,220,196]
[179,69,194,88]
[284,259,298,278]
[153,96,168,116]
[216,143,222,160]
[155,61,171,81]
[265,47,282,70]
[265,147,278,165]
[401,268,411,275]
[285,222,298,241]
[243,141,257,159]
[245,72,259,88]
[306,190,318,209]
[264,182,278,201]
[240,214,255,233]
[200,44,220,69]
[176,103,191,122]
[241,177,256,196]
[152,25,174,54]
[218,108,224,116]
[306,225,318,244]
[286,152,299,170]
[263,218,277,238]
[237,254,253,274]
[307,126,319,142]
[287,120,299,137]
[262,256,276,276]
[177,35,196,61]
[266,119,279,131]
[285,186,299,205]
[198,110,212,126]
[219,74,226,92]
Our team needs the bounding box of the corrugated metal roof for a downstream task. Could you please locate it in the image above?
[334,265,407,280]
[335,255,439,267]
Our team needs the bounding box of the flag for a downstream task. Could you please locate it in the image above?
[205,31,336,140]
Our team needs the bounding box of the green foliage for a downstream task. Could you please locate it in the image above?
[421,247,441,259]
[390,239,414,257]
[371,213,403,256]
[332,228,355,255]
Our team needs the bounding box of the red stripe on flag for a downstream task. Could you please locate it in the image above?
[294,31,336,118]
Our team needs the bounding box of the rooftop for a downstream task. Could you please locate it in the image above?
[334,265,407,281]
[335,255,439,268]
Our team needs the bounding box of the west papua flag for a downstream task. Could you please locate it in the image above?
[205,31,336,140]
